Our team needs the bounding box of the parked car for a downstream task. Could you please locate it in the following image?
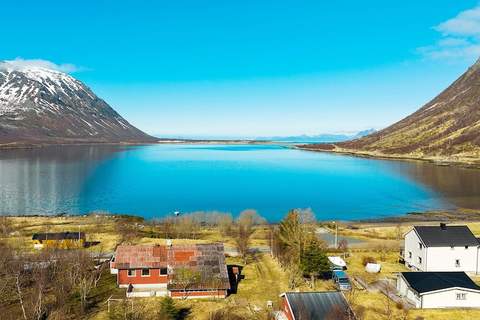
[332,270,352,291]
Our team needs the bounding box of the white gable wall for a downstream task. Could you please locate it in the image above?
[397,275,421,308]
[404,229,427,271]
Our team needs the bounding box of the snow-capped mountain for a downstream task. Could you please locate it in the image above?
[0,61,155,144]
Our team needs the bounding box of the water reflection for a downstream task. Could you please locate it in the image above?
[379,160,480,210]
[0,144,478,220]
[0,146,122,214]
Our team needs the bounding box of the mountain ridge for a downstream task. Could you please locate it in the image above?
[302,59,480,165]
[0,62,156,146]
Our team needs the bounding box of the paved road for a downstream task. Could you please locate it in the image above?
[224,245,271,256]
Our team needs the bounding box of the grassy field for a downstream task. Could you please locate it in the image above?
[4,215,480,319]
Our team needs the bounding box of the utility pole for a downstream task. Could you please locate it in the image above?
[332,221,338,249]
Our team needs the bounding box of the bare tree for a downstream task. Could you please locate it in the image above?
[74,251,101,314]
[5,254,29,320]
[14,270,28,320]
[395,224,403,241]
[0,216,12,236]
[171,266,201,300]
[237,210,265,226]
[378,244,389,262]
[395,301,410,320]
[174,216,200,239]
[296,208,316,225]
[208,307,246,320]
[344,287,361,320]
[218,214,234,236]
[115,217,142,244]
[108,298,146,320]
[338,239,349,258]
[234,223,254,264]
[0,244,15,306]
[382,285,393,320]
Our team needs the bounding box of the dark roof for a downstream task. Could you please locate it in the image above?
[113,243,230,291]
[32,232,86,241]
[413,225,479,247]
[168,243,230,291]
[401,272,480,294]
[283,291,355,320]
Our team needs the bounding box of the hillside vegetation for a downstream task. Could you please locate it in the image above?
[305,59,480,165]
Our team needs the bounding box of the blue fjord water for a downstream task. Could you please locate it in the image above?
[0,144,479,221]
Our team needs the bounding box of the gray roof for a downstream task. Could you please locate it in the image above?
[414,225,479,247]
[401,272,480,294]
[32,232,85,241]
[283,291,355,320]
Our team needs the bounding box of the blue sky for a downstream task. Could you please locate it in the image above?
[2,1,480,137]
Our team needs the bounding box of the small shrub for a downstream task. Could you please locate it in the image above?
[362,256,376,266]
[158,297,180,320]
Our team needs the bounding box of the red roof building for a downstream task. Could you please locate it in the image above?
[110,243,230,298]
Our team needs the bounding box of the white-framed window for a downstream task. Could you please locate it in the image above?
[456,293,467,300]
[418,257,422,264]
[160,268,168,275]
[408,251,412,259]
[141,268,150,277]
[127,269,136,277]
[455,259,461,267]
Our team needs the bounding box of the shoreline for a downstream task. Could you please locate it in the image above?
[0,139,281,151]
[295,145,480,170]
[4,209,480,225]
[0,140,161,150]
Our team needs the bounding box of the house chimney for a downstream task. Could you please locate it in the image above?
[440,223,447,230]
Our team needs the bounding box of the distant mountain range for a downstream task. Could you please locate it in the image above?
[0,61,156,146]
[256,129,376,143]
[304,59,480,165]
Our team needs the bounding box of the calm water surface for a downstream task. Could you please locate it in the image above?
[0,144,479,221]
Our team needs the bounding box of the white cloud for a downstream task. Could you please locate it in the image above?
[437,37,471,47]
[0,58,81,73]
[419,5,480,61]
[436,6,480,36]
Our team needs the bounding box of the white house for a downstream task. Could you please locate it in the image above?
[397,272,480,309]
[404,223,480,273]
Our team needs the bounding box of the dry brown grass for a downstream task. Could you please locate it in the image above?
[6,216,480,319]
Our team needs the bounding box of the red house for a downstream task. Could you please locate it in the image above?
[110,243,230,298]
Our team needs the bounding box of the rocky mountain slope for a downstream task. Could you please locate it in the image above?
[305,59,480,164]
[0,62,156,145]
